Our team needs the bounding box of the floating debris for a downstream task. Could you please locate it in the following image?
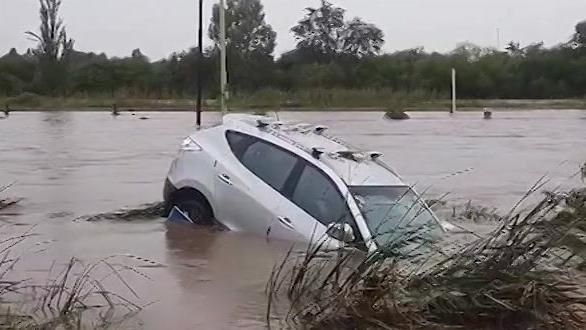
[76,202,166,222]
[111,103,120,116]
[384,110,410,120]
[0,198,21,211]
[0,182,21,212]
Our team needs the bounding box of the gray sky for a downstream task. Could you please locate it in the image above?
[1,0,585,60]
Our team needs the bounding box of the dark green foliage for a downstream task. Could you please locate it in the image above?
[2,0,586,102]
[25,0,74,95]
[209,0,276,59]
[574,21,586,47]
[290,0,384,62]
[209,0,277,92]
[0,49,35,96]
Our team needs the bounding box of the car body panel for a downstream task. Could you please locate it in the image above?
[213,150,275,234]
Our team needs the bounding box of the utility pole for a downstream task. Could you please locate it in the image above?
[219,0,228,117]
[451,68,457,114]
[195,0,204,127]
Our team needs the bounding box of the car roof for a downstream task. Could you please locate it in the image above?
[222,114,406,187]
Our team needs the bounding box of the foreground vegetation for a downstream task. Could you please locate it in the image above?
[2,0,586,107]
[268,170,586,329]
[0,184,146,329]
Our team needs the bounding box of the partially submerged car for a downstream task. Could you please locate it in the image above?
[164,114,456,252]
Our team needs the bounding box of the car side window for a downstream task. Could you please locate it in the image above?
[226,131,298,192]
[291,164,353,227]
[226,131,255,159]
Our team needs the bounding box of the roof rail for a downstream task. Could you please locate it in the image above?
[314,125,328,135]
[312,147,325,159]
[250,117,401,177]
[367,151,384,160]
[256,119,271,128]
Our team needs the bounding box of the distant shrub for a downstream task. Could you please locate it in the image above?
[7,92,43,106]
[384,110,410,120]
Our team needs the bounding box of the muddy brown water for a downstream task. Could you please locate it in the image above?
[0,110,585,329]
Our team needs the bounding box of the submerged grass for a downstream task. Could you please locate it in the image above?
[0,242,148,329]
[269,179,586,329]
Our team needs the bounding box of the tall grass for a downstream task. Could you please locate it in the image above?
[268,181,586,329]
[0,184,154,328]
[0,227,150,329]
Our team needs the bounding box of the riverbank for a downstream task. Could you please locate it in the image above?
[2,93,586,112]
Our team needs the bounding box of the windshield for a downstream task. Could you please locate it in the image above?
[350,186,440,248]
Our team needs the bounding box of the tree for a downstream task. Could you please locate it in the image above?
[131,49,148,61]
[574,21,586,47]
[451,42,493,62]
[523,42,545,56]
[342,18,384,58]
[25,0,74,94]
[0,49,36,95]
[208,0,277,91]
[506,41,523,57]
[291,0,384,61]
[209,0,276,58]
[291,0,346,58]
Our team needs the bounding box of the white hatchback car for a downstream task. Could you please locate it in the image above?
[164,114,455,252]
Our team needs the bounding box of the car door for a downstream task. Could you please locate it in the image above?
[273,161,365,248]
[214,131,299,236]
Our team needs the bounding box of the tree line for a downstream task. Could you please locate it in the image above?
[2,0,586,101]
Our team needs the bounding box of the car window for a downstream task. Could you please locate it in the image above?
[227,131,298,192]
[350,186,439,248]
[226,131,255,159]
[292,164,352,226]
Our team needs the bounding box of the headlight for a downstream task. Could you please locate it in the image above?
[180,137,202,152]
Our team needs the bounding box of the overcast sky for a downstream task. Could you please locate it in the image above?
[1,0,585,60]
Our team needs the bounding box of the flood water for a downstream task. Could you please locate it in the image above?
[0,110,585,329]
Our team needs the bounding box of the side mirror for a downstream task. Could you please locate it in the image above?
[326,223,355,243]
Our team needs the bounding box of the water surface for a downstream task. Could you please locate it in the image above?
[1,110,585,328]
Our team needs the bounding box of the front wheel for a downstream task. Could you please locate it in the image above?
[172,197,214,225]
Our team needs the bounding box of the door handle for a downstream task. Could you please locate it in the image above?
[218,174,233,186]
[278,216,295,230]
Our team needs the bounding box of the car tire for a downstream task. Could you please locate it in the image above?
[173,197,214,225]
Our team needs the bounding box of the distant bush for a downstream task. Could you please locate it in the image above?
[6,92,44,106]
[384,110,410,120]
